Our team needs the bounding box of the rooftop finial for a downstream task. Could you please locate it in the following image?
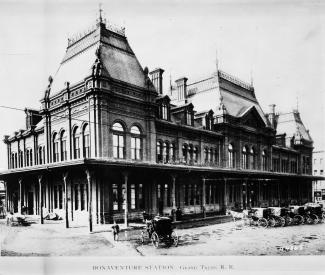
[250,69,254,86]
[98,3,103,23]
[215,48,219,72]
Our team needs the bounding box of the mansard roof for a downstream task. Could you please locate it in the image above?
[49,21,152,97]
[275,110,313,143]
[185,70,269,126]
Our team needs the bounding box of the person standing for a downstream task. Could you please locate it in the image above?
[111,220,120,241]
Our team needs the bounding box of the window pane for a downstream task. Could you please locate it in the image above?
[131,126,141,135]
[112,123,124,132]
[113,134,118,146]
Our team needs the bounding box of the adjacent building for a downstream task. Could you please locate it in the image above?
[0,15,322,231]
[312,150,325,203]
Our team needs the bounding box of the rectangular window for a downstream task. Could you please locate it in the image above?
[138,183,144,209]
[112,183,118,211]
[184,185,188,205]
[54,186,58,209]
[113,134,125,159]
[74,185,79,210]
[186,111,192,125]
[131,184,136,209]
[58,185,63,209]
[122,183,126,210]
[80,184,85,210]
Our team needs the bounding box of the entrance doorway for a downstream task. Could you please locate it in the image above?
[28,192,34,215]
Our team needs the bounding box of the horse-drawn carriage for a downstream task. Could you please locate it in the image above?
[267,207,286,227]
[140,216,178,248]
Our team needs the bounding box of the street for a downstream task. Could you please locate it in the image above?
[1,218,325,256]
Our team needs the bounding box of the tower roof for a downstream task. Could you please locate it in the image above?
[275,110,313,143]
[49,19,150,97]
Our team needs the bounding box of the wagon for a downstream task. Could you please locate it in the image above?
[267,207,285,227]
[140,216,178,248]
[289,205,307,225]
[304,203,325,224]
[248,208,269,228]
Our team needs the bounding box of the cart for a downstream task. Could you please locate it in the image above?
[140,216,178,248]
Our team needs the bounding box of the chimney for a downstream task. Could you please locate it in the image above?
[268,104,276,128]
[175,77,188,101]
[149,68,164,94]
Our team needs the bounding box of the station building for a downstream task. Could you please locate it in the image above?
[0,15,322,230]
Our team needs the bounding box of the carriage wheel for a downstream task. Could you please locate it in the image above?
[268,218,275,227]
[151,232,159,248]
[285,216,293,226]
[321,212,325,222]
[310,214,319,225]
[279,217,285,227]
[305,215,313,225]
[294,215,304,225]
[171,231,178,247]
[258,218,268,228]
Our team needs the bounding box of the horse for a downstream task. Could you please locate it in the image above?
[227,209,249,222]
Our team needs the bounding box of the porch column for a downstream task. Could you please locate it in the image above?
[38,175,44,224]
[277,181,280,207]
[223,178,228,212]
[85,169,93,232]
[258,181,261,207]
[18,178,22,214]
[202,177,206,218]
[244,180,248,210]
[171,175,177,222]
[63,172,69,228]
[123,172,129,228]
[4,181,7,214]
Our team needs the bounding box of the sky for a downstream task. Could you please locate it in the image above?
[0,0,324,169]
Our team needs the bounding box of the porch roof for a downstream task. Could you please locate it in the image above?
[0,158,323,182]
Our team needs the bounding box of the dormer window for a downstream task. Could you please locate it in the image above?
[205,111,214,130]
[186,110,193,126]
[161,103,168,120]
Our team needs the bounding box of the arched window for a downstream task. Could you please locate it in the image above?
[83,124,90,158]
[189,144,193,162]
[209,148,213,163]
[131,126,141,160]
[204,148,209,163]
[19,150,23,167]
[242,146,248,169]
[29,149,33,166]
[228,144,235,168]
[157,141,162,162]
[52,133,59,162]
[182,144,188,163]
[26,149,30,166]
[250,147,256,169]
[162,142,168,163]
[60,130,67,161]
[112,122,125,159]
[194,147,198,163]
[262,150,267,171]
[72,127,80,159]
[169,143,175,162]
[38,146,43,165]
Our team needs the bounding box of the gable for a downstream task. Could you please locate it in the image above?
[240,106,266,129]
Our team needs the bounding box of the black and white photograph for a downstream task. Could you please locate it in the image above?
[0,0,324,274]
